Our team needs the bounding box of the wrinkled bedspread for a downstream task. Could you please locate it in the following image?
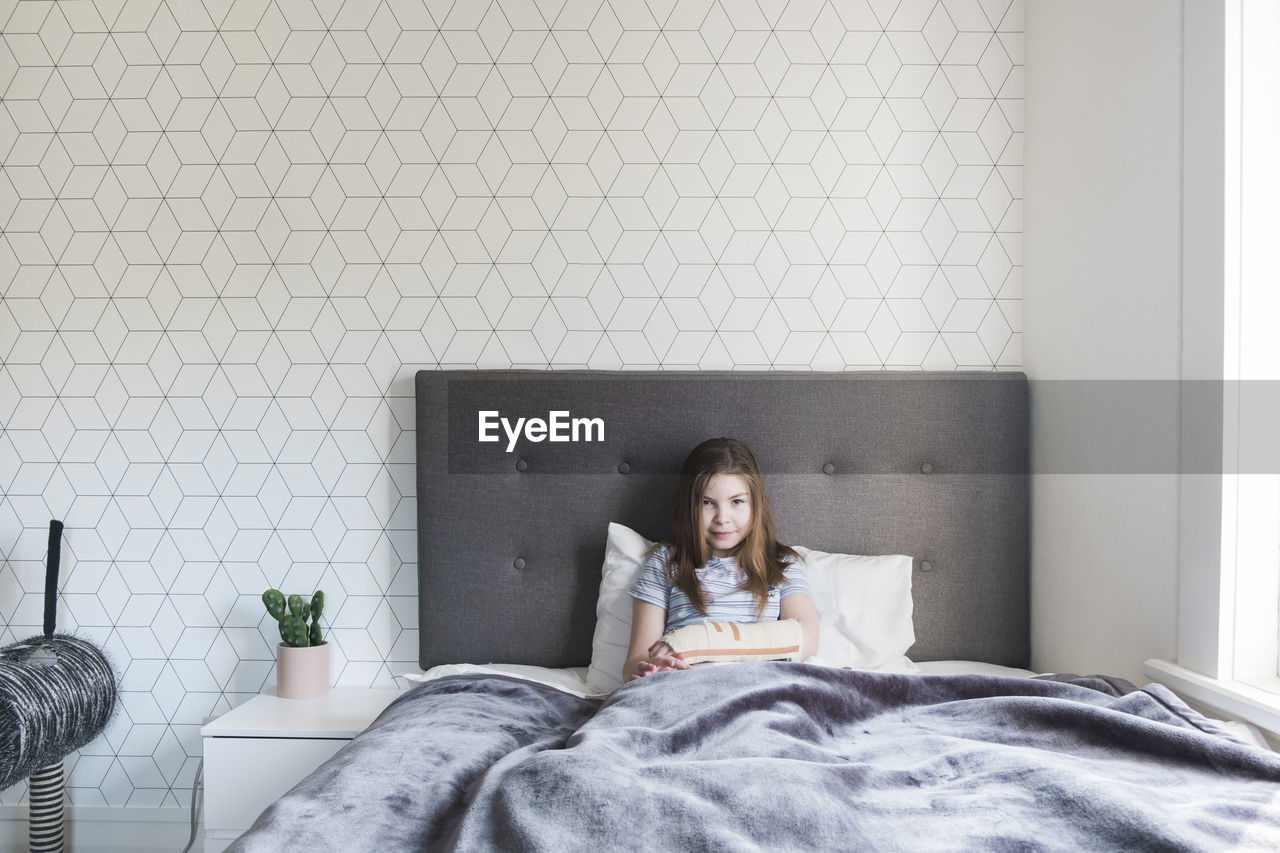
[229,664,1280,852]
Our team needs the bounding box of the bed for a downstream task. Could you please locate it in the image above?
[228,370,1280,852]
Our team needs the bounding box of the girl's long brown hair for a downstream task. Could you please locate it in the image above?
[666,438,797,618]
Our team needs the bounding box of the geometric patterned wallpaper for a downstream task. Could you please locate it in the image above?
[0,0,1022,808]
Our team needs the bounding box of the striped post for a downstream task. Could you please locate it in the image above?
[28,761,64,853]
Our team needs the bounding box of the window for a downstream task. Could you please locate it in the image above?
[1145,0,1280,735]
[1218,0,1280,687]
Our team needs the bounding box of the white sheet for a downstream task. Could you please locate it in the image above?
[402,657,923,699]
[401,659,995,700]
[913,660,1037,677]
[399,663,594,698]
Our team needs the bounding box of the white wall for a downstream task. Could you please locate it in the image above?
[0,0,1023,812]
[1023,0,1183,682]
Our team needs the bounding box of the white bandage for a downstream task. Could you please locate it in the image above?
[661,618,805,665]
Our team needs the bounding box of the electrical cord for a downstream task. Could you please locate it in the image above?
[179,758,203,853]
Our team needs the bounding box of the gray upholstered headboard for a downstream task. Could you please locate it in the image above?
[416,371,1029,670]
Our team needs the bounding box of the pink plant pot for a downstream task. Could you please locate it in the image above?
[276,642,330,699]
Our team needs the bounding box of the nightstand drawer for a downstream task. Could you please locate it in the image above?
[204,736,347,831]
[200,688,406,853]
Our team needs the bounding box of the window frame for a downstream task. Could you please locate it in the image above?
[1148,0,1280,734]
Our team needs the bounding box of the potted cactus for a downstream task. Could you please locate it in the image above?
[263,589,329,699]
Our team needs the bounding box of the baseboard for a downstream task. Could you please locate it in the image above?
[0,805,195,853]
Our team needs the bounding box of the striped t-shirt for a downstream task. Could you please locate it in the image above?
[629,544,810,633]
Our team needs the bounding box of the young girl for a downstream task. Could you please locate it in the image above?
[624,437,819,681]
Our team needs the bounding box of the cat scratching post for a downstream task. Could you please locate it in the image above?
[0,521,117,853]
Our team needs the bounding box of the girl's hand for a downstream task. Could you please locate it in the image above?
[629,641,691,680]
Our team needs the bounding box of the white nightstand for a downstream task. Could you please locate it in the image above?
[200,688,406,853]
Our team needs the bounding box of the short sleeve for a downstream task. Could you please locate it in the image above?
[629,546,672,610]
[778,556,810,599]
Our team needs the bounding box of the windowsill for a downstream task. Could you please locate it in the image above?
[1144,658,1280,741]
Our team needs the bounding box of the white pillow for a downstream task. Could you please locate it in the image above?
[793,545,916,672]
[584,522,655,695]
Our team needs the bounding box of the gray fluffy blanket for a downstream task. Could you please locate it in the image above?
[230,664,1280,852]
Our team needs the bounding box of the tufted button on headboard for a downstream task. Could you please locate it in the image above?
[416,370,1029,670]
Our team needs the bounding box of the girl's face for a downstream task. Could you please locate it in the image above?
[701,473,752,557]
